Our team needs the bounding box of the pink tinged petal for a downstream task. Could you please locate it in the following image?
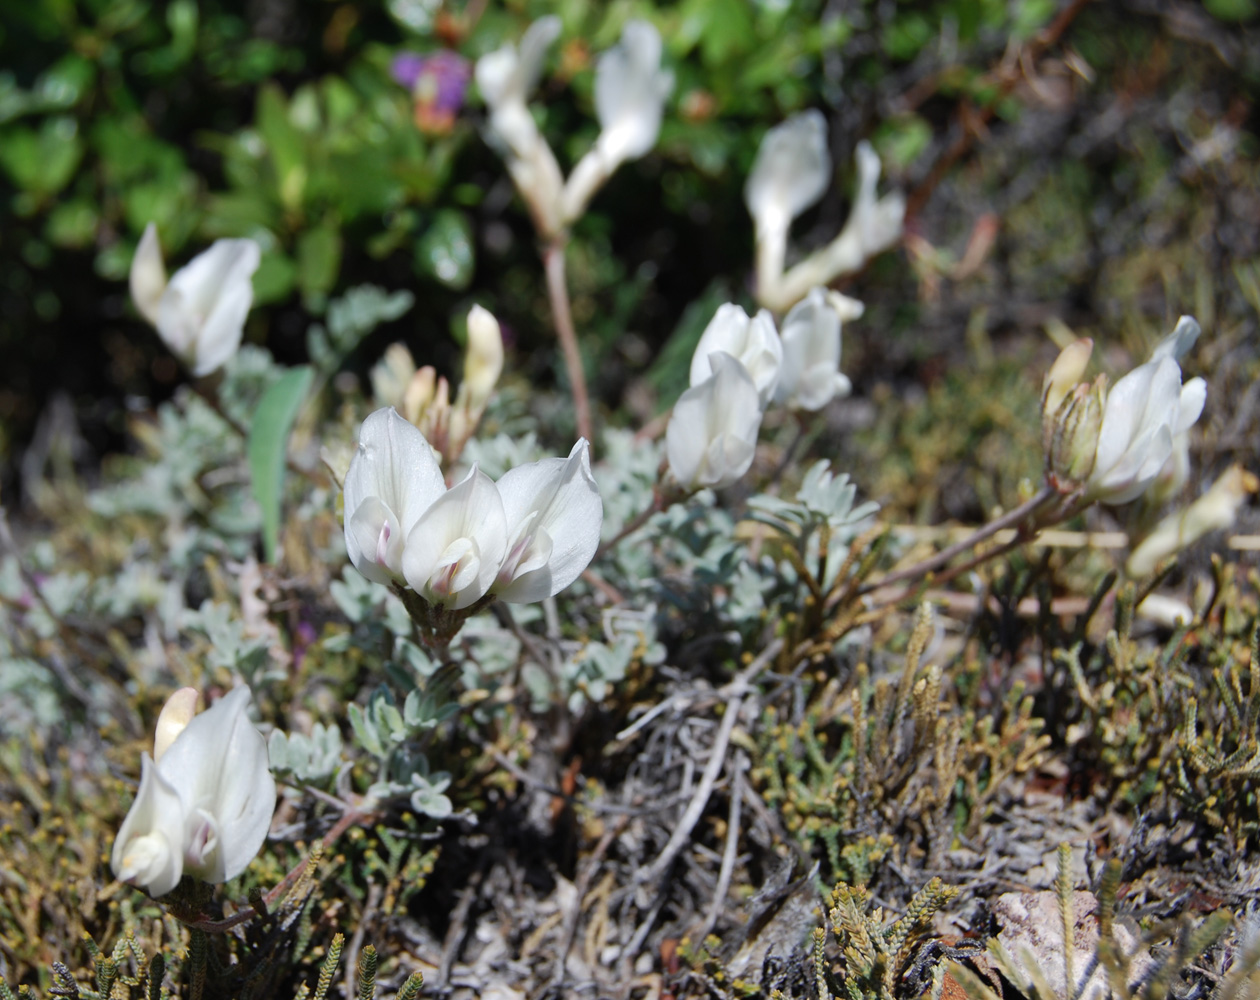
[183,808,220,870]
[111,755,187,897]
[347,496,403,585]
[402,466,508,610]
[129,223,166,326]
[494,440,603,603]
[343,408,446,576]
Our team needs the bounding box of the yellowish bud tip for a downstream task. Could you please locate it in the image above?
[463,305,505,405]
[153,687,199,762]
[1042,337,1094,418]
[403,366,438,426]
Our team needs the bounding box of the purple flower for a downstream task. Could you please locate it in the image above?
[391,50,472,132]
[391,52,427,91]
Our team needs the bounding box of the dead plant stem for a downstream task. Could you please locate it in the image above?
[860,485,1055,596]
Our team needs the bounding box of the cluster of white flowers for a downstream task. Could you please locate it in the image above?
[666,288,859,490]
[343,407,603,612]
[112,686,275,898]
[476,18,673,238]
[129,223,261,377]
[745,112,905,313]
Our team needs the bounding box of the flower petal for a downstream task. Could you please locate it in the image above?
[402,466,508,609]
[156,686,274,884]
[744,111,831,234]
[112,754,187,897]
[343,408,446,581]
[494,440,603,603]
[129,223,166,326]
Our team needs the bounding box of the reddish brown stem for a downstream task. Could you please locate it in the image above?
[543,240,593,447]
[189,806,370,933]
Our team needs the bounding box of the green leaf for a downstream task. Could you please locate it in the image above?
[252,251,298,306]
[414,209,474,290]
[0,117,83,196]
[247,366,313,563]
[256,83,306,210]
[1204,0,1257,20]
[297,222,343,300]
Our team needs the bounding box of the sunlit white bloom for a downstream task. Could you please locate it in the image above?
[343,408,446,586]
[1086,317,1207,505]
[401,465,508,610]
[747,116,906,312]
[689,304,782,406]
[1126,466,1254,577]
[112,686,275,897]
[493,440,603,603]
[594,21,672,163]
[745,111,831,240]
[562,21,673,221]
[667,352,763,490]
[476,18,566,237]
[129,223,261,377]
[774,287,852,411]
[846,142,906,266]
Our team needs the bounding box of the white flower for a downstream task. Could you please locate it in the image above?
[774,287,853,411]
[1126,466,1254,577]
[744,110,831,239]
[593,20,672,164]
[129,223,261,377]
[1086,317,1207,505]
[748,123,906,312]
[112,686,275,897]
[343,408,446,587]
[846,141,905,264]
[562,21,673,223]
[689,304,782,406]
[401,465,508,610]
[667,352,764,490]
[476,18,566,237]
[477,17,560,151]
[493,440,603,603]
